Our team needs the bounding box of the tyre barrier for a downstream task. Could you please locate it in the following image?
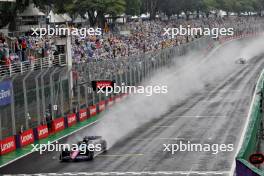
[0,94,127,156]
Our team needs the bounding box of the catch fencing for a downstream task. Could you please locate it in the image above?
[0,36,213,139]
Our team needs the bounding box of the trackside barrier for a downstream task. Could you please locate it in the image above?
[33,124,49,140]
[89,105,97,117]
[114,95,122,103]
[66,113,77,128]
[0,93,127,156]
[0,136,16,155]
[98,101,106,113]
[51,117,65,133]
[235,70,264,176]
[15,129,35,148]
[78,109,88,122]
[107,97,114,107]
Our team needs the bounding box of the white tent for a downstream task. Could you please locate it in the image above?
[62,14,72,22]
[140,13,150,18]
[131,16,139,19]
[19,3,45,17]
[73,15,86,23]
[48,10,66,23]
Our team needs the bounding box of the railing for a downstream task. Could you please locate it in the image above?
[0,54,67,78]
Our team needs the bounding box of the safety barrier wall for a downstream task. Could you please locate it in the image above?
[0,94,128,155]
[235,69,264,176]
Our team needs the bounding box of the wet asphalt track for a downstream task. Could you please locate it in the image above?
[1,44,264,176]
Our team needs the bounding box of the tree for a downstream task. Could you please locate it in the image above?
[58,0,126,27]
[203,0,219,17]
[125,0,141,16]
[179,0,197,20]
[240,0,254,15]
[159,0,176,19]
[252,0,264,16]
[0,0,49,30]
[141,0,160,20]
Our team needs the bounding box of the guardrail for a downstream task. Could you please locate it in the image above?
[0,54,67,78]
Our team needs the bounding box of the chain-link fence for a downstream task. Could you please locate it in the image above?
[1,21,263,139]
[0,36,215,139]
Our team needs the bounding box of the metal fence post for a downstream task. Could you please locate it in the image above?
[68,69,73,113]
[77,78,81,112]
[92,91,96,105]
[129,67,132,86]
[146,58,150,78]
[133,67,136,85]
[144,59,147,80]
[0,113,2,140]
[84,85,88,108]
[49,68,59,119]
[125,67,128,85]
[9,65,12,77]
[10,77,17,135]
[35,71,44,125]
[59,71,65,117]
[41,69,50,120]
[137,66,141,84]
[120,71,123,85]
[23,72,32,129]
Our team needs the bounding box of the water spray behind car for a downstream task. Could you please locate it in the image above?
[68,36,264,149]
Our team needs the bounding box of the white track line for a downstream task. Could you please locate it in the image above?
[167,115,227,118]
[133,137,185,141]
[229,68,264,176]
[12,171,230,176]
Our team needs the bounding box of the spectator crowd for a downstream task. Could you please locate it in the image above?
[0,16,264,75]
[71,16,264,63]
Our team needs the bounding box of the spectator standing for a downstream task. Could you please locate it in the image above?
[21,39,27,61]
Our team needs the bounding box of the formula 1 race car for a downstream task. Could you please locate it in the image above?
[236,58,247,64]
[59,136,107,162]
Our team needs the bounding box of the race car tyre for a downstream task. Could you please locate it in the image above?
[88,151,94,160]
[59,154,68,162]
[102,141,107,153]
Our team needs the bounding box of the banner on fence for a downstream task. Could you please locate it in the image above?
[0,136,16,155]
[0,80,12,106]
[79,109,88,121]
